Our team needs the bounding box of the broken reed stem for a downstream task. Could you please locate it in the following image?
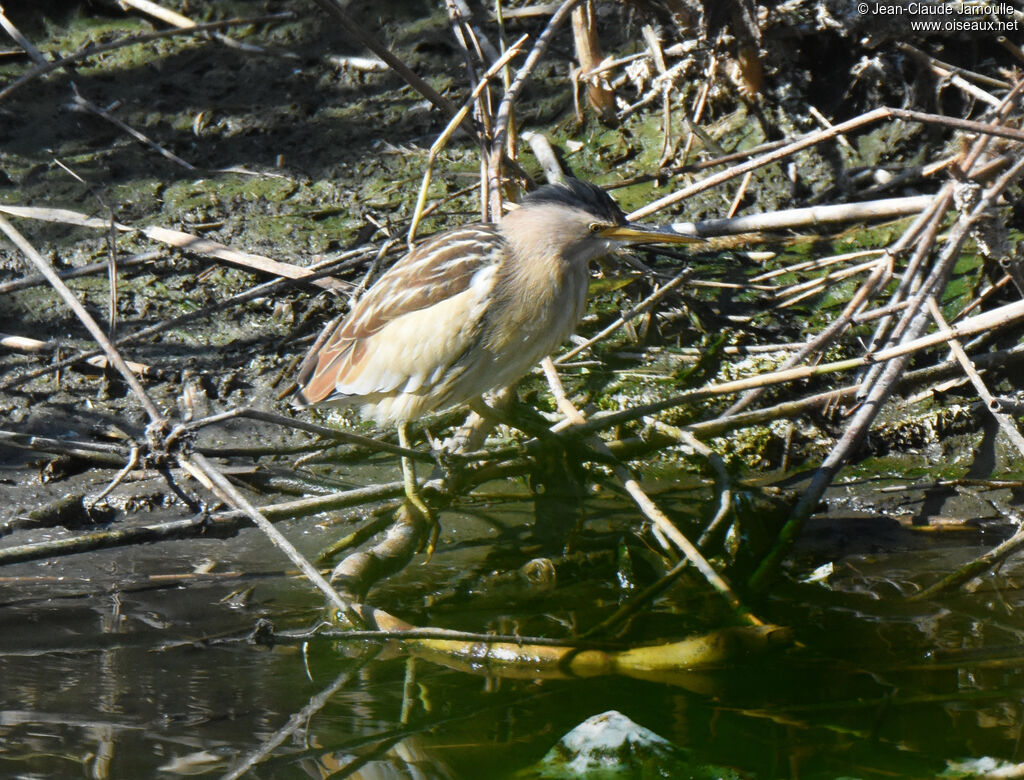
[748,148,1024,595]
[117,0,197,28]
[2,244,374,391]
[628,105,1024,221]
[866,187,954,340]
[408,34,528,243]
[0,214,165,425]
[926,297,1024,459]
[540,358,763,627]
[665,192,948,247]
[184,452,356,621]
[488,0,582,215]
[572,0,616,121]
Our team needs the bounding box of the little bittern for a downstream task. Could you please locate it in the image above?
[296,178,697,423]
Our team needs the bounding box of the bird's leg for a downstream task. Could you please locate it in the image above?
[444,405,496,453]
[398,421,438,556]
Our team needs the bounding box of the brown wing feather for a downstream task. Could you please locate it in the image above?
[297,224,504,405]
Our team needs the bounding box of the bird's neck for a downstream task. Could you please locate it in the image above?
[483,212,593,353]
[498,214,585,303]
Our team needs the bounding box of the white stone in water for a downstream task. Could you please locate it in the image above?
[530,711,746,779]
[536,710,678,778]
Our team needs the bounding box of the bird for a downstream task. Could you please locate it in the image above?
[295,177,698,426]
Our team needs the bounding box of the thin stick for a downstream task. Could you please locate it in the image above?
[540,358,762,626]
[896,42,1011,91]
[168,407,433,463]
[748,149,1024,594]
[910,516,1024,601]
[87,446,140,508]
[0,7,48,66]
[70,90,197,171]
[556,270,691,364]
[0,429,127,464]
[0,13,295,104]
[926,297,1024,459]
[0,250,160,295]
[487,0,582,215]
[750,249,884,282]
[772,257,886,301]
[628,106,1024,220]
[0,215,165,425]
[653,422,734,547]
[407,35,527,243]
[184,453,356,621]
[50,157,123,339]
[726,170,753,219]
[311,0,455,116]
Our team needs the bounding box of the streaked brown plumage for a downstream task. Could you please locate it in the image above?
[296,178,697,425]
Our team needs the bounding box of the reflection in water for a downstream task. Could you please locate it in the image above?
[0,506,1022,778]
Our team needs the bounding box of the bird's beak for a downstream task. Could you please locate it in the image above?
[599,223,701,244]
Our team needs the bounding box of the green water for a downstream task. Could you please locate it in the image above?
[1,491,1021,779]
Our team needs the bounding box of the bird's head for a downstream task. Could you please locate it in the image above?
[503,178,699,264]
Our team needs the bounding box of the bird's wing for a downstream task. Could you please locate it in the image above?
[297,225,504,404]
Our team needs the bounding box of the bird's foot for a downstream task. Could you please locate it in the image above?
[398,421,439,559]
[402,486,439,559]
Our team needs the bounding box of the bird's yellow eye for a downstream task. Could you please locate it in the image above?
[588,222,604,233]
